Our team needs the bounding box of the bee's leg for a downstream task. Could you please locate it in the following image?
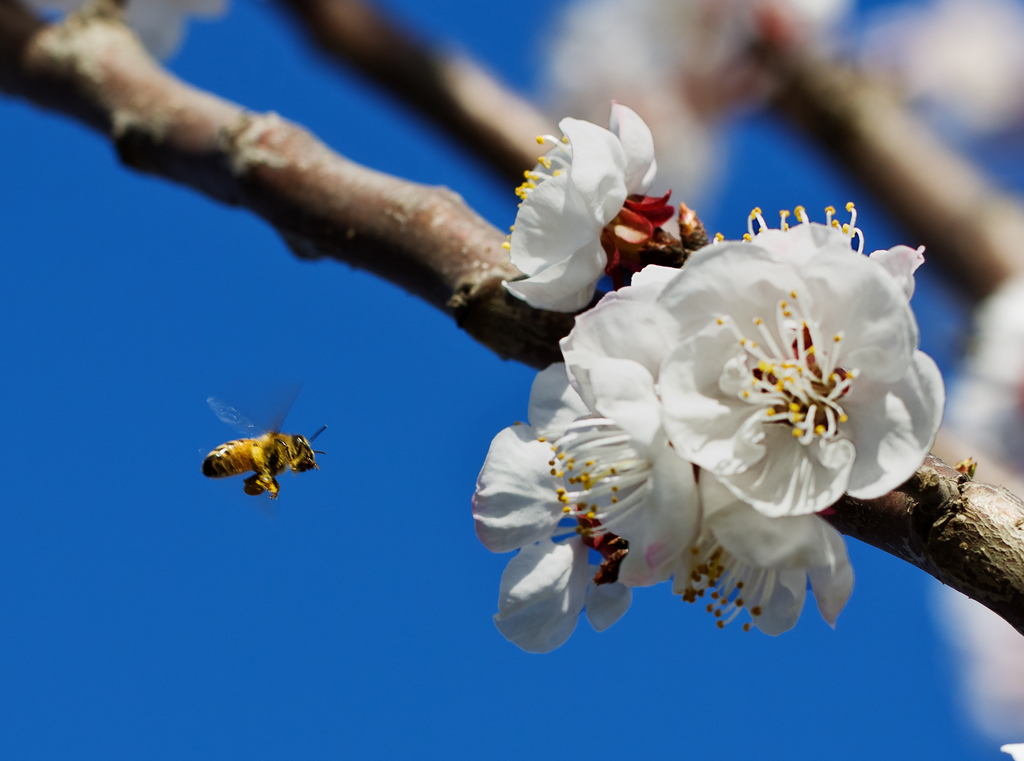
[243,474,267,496]
[266,477,281,500]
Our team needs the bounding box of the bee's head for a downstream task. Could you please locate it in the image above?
[286,426,325,473]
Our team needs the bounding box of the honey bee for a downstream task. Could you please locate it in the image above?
[201,396,325,499]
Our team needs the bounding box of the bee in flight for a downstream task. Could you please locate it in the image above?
[201,396,325,499]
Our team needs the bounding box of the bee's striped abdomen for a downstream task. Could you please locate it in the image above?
[202,439,257,478]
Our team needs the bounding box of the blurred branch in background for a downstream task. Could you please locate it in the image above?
[2,0,1024,635]
[765,43,1024,302]
[273,0,554,183]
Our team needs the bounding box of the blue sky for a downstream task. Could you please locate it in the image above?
[0,0,1008,758]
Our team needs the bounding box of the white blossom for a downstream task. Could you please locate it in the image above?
[25,0,226,59]
[1004,745,1024,761]
[473,363,700,652]
[677,473,853,634]
[504,104,674,312]
[563,205,944,517]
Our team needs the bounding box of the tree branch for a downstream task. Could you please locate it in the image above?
[2,3,1022,632]
[272,0,554,184]
[0,0,572,368]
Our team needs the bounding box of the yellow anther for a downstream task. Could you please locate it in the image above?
[754,317,762,325]
[538,437,547,442]
[586,460,595,466]
[794,205,807,222]
[751,207,762,216]
[832,219,841,229]
[825,206,835,215]
[552,170,562,177]
[780,209,790,230]
[535,135,545,144]
[557,453,564,460]
[790,291,797,299]
[717,317,724,325]
[792,428,802,437]
[550,469,557,476]
[538,156,552,169]
[780,300,787,309]
[714,232,724,242]
[834,334,842,342]
[501,241,511,250]
[611,486,618,492]
[846,201,855,212]
[739,338,746,346]
[776,381,784,391]
[586,511,596,519]
[556,487,565,495]
[561,135,569,143]
[562,506,571,513]
[750,341,757,348]
[523,170,532,179]
[789,403,800,412]
[742,233,752,241]
[611,497,618,504]
[842,224,850,234]
[766,409,775,417]
[839,414,849,423]
[806,346,815,355]
[742,391,750,398]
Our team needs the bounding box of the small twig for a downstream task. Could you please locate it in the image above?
[273,0,555,184]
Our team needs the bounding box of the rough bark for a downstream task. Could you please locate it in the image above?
[2,2,1023,632]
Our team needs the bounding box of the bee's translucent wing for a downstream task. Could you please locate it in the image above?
[207,397,261,435]
[206,384,302,435]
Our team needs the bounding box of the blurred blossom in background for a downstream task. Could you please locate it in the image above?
[544,0,851,200]
[24,0,227,58]
[859,0,1024,137]
[934,584,1024,740]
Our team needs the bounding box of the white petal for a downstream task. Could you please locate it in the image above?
[656,242,806,339]
[808,527,854,626]
[869,245,924,300]
[754,569,808,636]
[607,102,657,195]
[509,171,597,277]
[616,447,701,586]
[561,288,685,406]
[844,351,945,498]
[628,264,681,293]
[718,426,855,516]
[527,363,589,437]
[753,222,852,265]
[493,539,589,653]
[473,425,562,553]
[585,357,662,451]
[559,117,629,224]
[659,326,768,474]
[1002,744,1024,761]
[702,477,841,568]
[504,240,607,312]
[585,581,632,632]
[802,250,918,383]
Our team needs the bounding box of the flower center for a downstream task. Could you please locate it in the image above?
[676,536,775,632]
[719,291,855,445]
[547,417,652,538]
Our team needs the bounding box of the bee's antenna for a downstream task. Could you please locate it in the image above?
[309,425,327,443]
[313,450,326,455]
